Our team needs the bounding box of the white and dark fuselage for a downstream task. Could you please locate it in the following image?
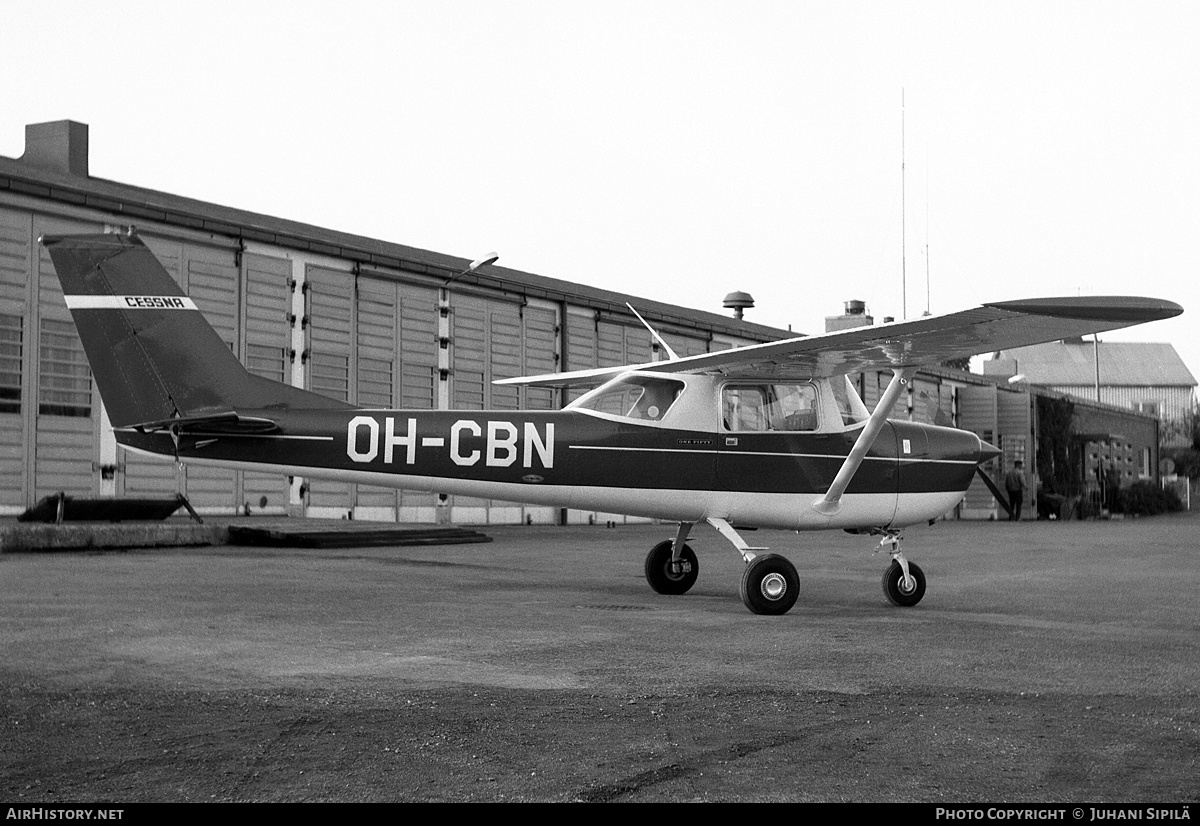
[117,372,986,531]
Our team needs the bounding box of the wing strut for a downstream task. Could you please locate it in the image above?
[812,367,916,515]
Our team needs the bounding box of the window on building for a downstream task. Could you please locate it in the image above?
[309,352,349,402]
[38,318,91,417]
[246,343,287,383]
[357,356,393,407]
[401,363,436,409]
[453,370,486,410]
[0,314,21,414]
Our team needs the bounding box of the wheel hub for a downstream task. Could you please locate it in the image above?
[668,560,691,580]
[760,572,788,601]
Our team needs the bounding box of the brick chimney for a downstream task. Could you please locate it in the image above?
[825,299,873,333]
[20,120,89,177]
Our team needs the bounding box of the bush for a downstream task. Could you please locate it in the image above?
[1162,447,1200,479]
[1115,481,1184,516]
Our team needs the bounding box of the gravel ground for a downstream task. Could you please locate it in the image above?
[2,513,1198,802]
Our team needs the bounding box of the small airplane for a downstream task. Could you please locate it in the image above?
[42,231,1182,614]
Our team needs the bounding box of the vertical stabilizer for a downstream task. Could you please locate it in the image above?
[42,232,349,427]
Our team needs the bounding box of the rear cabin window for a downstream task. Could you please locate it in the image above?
[575,376,684,422]
[723,383,819,432]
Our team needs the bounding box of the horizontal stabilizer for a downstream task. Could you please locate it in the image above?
[129,411,280,435]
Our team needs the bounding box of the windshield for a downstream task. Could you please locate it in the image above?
[573,376,685,422]
[831,375,870,425]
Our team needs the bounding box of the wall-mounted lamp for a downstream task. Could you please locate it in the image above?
[444,252,499,286]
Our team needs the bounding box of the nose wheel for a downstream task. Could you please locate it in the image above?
[878,531,926,607]
[882,559,926,606]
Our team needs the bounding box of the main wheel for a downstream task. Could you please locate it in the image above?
[644,540,699,595]
[739,554,799,615]
[882,560,926,607]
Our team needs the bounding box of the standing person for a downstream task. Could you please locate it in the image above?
[1004,460,1027,521]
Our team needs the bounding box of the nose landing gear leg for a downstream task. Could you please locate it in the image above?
[878,531,926,607]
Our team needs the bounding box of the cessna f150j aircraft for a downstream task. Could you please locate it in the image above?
[43,232,1182,614]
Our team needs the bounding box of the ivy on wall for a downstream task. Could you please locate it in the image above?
[1036,395,1079,496]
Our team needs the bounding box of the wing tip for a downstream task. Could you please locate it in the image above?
[984,296,1183,323]
[38,231,144,252]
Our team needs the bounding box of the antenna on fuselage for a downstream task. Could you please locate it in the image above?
[626,303,680,361]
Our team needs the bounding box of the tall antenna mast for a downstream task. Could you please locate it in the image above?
[925,145,931,316]
[901,88,907,320]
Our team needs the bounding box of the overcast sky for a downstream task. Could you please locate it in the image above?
[4,0,1198,383]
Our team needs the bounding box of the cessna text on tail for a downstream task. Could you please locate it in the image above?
[42,231,1182,614]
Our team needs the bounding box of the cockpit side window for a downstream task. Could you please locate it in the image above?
[722,383,819,431]
[722,386,768,431]
[574,376,685,422]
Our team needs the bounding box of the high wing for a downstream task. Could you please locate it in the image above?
[497,296,1183,387]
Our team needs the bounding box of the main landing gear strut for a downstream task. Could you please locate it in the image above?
[642,519,928,615]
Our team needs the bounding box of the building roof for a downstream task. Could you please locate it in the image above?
[985,340,1197,388]
[0,138,794,345]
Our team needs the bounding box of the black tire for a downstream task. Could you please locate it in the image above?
[644,540,698,595]
[739,554,799,615]
[882,560,926,607]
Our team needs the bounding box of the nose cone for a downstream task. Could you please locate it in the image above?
[976,438,1003,465]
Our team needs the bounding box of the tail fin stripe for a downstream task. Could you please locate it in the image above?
[65,295,199,311]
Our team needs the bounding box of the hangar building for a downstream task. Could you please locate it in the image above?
[0,121,1163,523]
[0,120,796,523]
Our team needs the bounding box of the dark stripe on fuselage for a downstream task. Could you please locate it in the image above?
[115,409,981,497]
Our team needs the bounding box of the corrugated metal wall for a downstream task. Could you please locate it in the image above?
[0,189,1169,524]
[241,253,293,512]
[1039,384,1193,421]
[0,208,31,507]
[996,388,1031,469]
[305,264,354,511]
[957,384,999,518]
[352,274,440,518]
[32,215,97,503]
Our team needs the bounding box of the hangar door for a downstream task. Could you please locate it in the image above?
[447,292,560,523]
[0,210,24,509]
[27,213,100,505]
[240,252,294,513]
[304,266,442,517]
[304,265,353,511]
[957,384,999,518]
[354,274,439,518]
